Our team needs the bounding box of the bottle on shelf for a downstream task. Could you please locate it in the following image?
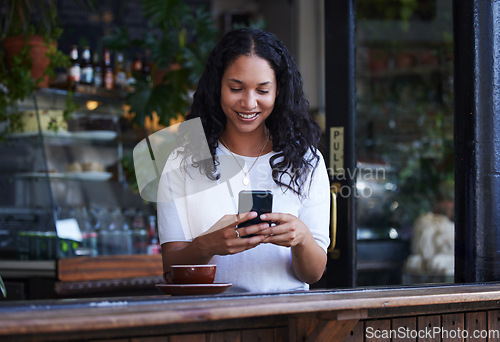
[68,45,81,89]
[132,210,148,254]
[77,207,98,257]
[102,47,114,90]
[108,208,134,255]
[120,209,134,255]
[114,51,127,89]
[80,46,94,86]
[132,53,143,73]
[127,53,143,92]
[96,208,112,255]
[147,215,160,255]
[125,60,133,92]
[93,51,103,88]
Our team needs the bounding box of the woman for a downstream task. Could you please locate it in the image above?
[158,28,330,293]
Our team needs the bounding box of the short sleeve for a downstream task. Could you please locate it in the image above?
[157,153,192,244]
[298,151,331,252]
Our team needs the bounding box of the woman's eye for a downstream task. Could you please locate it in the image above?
[258,90,269,94]
[230,88,242,92]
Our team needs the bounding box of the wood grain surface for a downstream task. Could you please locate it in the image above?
[57,254,163,282]
[1,284,500,338]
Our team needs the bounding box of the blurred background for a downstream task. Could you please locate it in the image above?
[0,0,454,299]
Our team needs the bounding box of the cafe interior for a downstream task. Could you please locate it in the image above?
[1,0,500,341]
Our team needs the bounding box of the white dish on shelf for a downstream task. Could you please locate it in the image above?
[62,172,113,181]
[17,172,113,182]
[70,131,117,141]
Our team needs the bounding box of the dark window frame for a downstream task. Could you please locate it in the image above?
[323,0,500,287]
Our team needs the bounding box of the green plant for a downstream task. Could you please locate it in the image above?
[103,0,218,128]
[0,1,93,138]
[0,0,60,41]
[0,0,62,136]
[0,39,74,136]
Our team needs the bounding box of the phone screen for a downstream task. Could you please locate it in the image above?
[237,190,273,233]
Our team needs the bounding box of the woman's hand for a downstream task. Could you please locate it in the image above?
[162,211,269,271]
[258,213,309,247]
[259,213,327,284]
[193,211,270,258]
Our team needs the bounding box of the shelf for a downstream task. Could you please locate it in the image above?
[0,260,56,278]
[36,86,127,104]
[15,172,113,182]
[15,88,128,118]
[1,84,152,266]
[8,130,117,142]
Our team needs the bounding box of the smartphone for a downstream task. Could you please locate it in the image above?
[237,190,273,237]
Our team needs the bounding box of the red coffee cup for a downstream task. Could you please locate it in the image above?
[163,264,216,284]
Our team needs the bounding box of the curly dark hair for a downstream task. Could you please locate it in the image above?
[182,28,322,196]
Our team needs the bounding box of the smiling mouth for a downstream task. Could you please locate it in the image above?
[237,112,259,119]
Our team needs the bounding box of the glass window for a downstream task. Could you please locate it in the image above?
[355,0,454,286]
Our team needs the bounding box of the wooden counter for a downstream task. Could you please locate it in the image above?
[0,255,164,299]
[1,283,500,341]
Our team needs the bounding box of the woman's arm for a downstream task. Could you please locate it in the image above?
[257,151,330,284]
[161,212,270,273]
[259,213,327,284]
[291,227,327,284]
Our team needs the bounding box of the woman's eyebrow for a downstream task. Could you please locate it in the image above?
[227,78,243,84]
[227,78,272,86]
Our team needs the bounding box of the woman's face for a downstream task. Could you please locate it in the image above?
[220,54,277,136]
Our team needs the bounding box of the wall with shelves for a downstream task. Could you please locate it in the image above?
[0,88,156,265]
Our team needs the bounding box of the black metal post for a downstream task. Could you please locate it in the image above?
[324,0,357,288]
[453,0,500,282]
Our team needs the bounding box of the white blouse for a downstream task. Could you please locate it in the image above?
[157,143,330,293]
